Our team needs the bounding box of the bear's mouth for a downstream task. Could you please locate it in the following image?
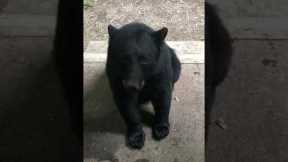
[122,80,145,91]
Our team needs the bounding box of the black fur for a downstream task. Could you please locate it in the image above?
[205,2,233,137]
[106,22,181,149]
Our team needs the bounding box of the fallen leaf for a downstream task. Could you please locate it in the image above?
[215,118,227,129]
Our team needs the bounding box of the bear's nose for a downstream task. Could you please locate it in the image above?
[122,80,145,91]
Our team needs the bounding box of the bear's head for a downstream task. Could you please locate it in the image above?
[107,22,168,91]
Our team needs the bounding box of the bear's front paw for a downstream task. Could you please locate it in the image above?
[152,123,170,140]
[126,129,145,149]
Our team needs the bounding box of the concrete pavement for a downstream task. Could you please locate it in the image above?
[84,0,205,161]
[206,1,288,161]
[84,58,204,162]
[206,39,288,162]
[0,1,80,161]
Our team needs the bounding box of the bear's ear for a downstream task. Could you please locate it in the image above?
[108,24,118,37]
[153,27,168,41]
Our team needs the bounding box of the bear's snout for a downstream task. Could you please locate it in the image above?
[122,80,145,91]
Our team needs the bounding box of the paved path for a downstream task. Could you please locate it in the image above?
[206,39,288,162]
[206,1,288,162]
[84,0,205,161]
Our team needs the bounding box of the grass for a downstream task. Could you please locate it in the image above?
[84,0,94,9]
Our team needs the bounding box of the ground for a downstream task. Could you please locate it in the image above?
[206,0,288,162]
[83,0,205,161]
[84,0,204,162]
[84,0,204,48]
[84,61,204,162]
[206,39,288,162]
[1,0,288,162]
[0,0,78,161]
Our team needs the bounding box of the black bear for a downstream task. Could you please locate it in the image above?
[106,22,181,149]
[205,2,233,138]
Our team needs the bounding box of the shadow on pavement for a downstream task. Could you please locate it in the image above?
[84,70,157,160]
